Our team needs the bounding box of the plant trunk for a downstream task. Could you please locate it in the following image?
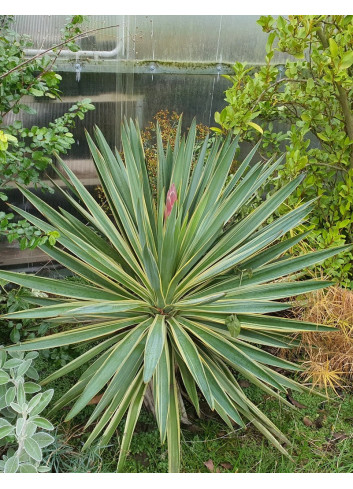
[143,381,191,425]
[317,26,353,168]
[336,84,353,167]
[143,382,156,416]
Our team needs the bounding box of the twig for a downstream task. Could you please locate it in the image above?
[251,78,310,111]
[0,24,119,80]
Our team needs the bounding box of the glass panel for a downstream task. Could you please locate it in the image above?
[3,15,289,268]
[14,15,291,64]
[13,15,121,52]
[129,15,289,64]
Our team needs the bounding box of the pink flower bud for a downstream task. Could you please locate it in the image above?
[164,183,177,220]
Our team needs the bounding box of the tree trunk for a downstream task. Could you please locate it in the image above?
[317,26,353,167]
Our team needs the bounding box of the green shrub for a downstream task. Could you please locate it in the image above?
[0,15,94,250]
[214,15,353,286]
[0,120,350,472]
[0,347,54,473]
[0,282,75,367]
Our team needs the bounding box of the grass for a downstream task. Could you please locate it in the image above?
[121,386,353,473]
[37,347,353,473]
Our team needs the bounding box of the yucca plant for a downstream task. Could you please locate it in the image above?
[0,119,350,472]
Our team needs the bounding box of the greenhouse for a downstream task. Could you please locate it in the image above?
[0,13,353,475]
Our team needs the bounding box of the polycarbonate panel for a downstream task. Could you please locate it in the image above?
[3,15,291,268]
[14,15,290,66]
[126,15,290,65]
[6,15,281,190]
[13,15,121,52]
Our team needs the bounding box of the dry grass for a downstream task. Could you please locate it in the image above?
[292,285,353,393]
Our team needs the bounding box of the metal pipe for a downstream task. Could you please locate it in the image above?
[24,44,120,59]
[23,18,125,60]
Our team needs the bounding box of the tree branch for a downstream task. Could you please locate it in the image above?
[0,24,119,80]
[251,78,311,112]
[317,25,353,167]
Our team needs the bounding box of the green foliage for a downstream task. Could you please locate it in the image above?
[43,428,114,473]
[0,282,75,368]
[0,285,38,344]
[214,15,353,286]
[0,15,95,249]
[59,15,86,53]
[0,120,350,472]
[0,347,55,473]
[1,211,60,250]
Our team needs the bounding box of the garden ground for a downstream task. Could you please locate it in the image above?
[37,352,353,473]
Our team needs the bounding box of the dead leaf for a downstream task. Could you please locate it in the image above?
[204,459,215,472]
[220,462,233,470]
[303,416,313,427]
[216,430,227,438]
[286,394,308,409]
[330,432,348,443]
[88,394,103,405]
[322,431,349,451]
[239,380,250,388]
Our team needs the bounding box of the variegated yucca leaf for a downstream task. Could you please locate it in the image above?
[0,118,350,472]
